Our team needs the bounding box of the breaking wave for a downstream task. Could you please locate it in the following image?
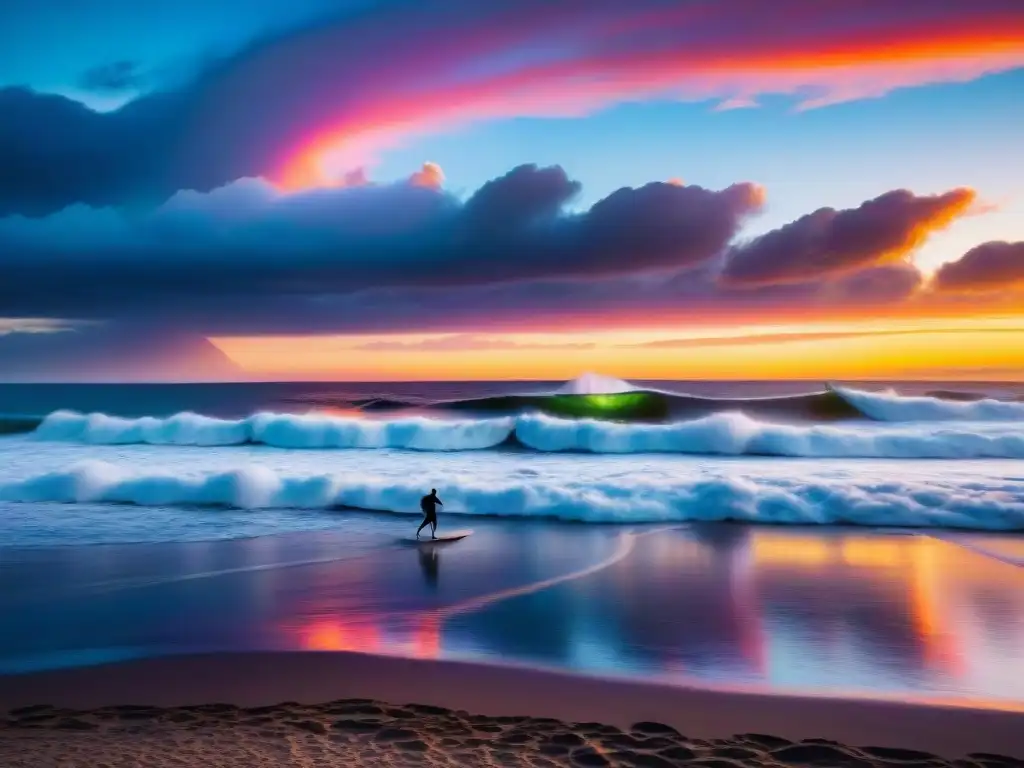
[2,460,1022,530]
[33,410,516,451]
[3,378,1024,441]
[12,408,1024,458]
[353,383,1024,423]
[832,386,1024,422]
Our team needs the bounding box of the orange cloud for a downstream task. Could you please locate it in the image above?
[409,161,445,190]
[276,10,1024,189]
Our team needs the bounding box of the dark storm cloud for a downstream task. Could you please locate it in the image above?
[0,87,189,215]
[0,166,765,317]
[719,189,976,286]
[933,241,1024,292]
[84,258,923,338]
[0,161,967,340]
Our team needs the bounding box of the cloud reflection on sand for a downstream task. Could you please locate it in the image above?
[264,525,1024,707]
[2,523,1023,707]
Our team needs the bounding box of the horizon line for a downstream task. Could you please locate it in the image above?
[0,377,1021,386]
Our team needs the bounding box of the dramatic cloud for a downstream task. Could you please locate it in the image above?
[314,260,928,337]
[0,158,1011,350]
[933,241,1024,292]
[719,189,975,286]
[2,0,1022,214]
[0,166,764,317]
[0,88,178,215]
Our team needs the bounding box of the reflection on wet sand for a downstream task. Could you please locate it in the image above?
[2,523,1023,706]
[418,548,440,588]
[750,531,1024,691]
[284,527,1024,706]
[302,621,381,653]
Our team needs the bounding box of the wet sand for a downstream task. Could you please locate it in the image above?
[2,652,1023,766]
[4,521,1024,705]
[3,520,1024,764]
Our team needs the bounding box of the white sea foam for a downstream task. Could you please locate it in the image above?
[3,460,1023,530]
[35,410,515,451]
[31,409,1024,458]
[517,413,1024,458]
[247,412,514,450]
[833,386,1024,422]
[35,410,252,446]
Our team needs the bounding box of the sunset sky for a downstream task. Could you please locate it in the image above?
[1,0,1022,381]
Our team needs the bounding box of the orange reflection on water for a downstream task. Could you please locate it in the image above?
[840,538,907,569]
[748,531,995,679]
[751,536,833,566]
[276,527,1024,705]
[752,532,963,666]
[412,616,441,659]
[310,406,367,418]
[300,619,382,652]
[295,616,441,659]
[907,537,965,675]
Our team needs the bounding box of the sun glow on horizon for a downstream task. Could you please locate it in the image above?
[210,315,1024,381]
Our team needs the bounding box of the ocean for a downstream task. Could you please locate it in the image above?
[2,375,1024,547]
[3,376,1024,705]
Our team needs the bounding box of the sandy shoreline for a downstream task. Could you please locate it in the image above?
[2,652,1023,766]
[4,523,1024,765]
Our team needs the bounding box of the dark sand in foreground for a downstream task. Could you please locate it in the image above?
[2,652,1022,766]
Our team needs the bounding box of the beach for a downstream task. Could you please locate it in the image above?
[3,520,1024,765]
[2,379,1024,765]
[5,0,1024,752]
[3,652,1024,767]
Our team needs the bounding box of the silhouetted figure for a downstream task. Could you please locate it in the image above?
[418,548,440,587]
[416,489,443,539]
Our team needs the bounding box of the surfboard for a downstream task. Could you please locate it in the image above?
[401,529,473,545]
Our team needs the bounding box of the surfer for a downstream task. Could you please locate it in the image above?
[416,489,443,539]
